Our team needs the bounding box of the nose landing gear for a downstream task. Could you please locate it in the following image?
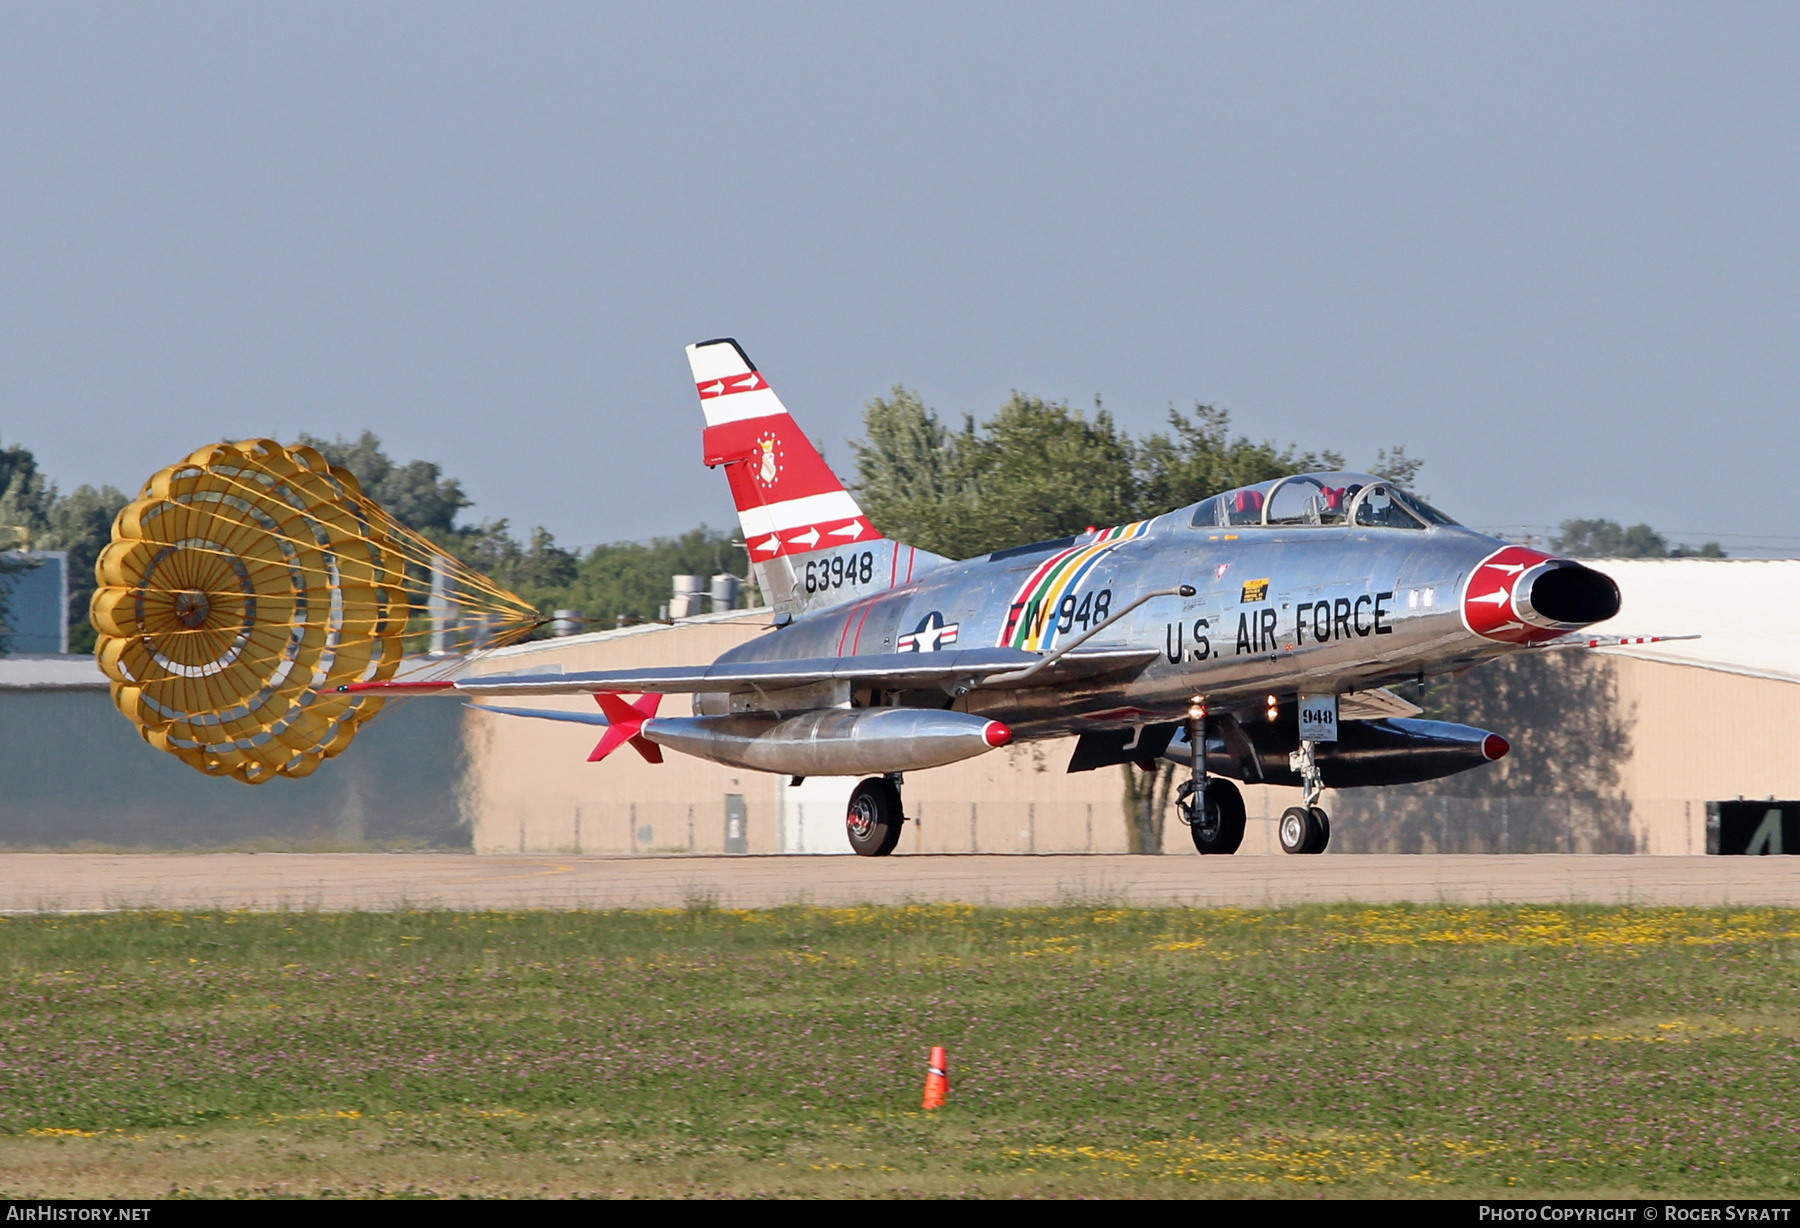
[1278,805,1331,854]
[1281,739,1331,853]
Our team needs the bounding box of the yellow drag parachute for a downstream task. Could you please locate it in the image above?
[90,439,539,784]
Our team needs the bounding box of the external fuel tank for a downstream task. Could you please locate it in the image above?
[642,707,1012,777]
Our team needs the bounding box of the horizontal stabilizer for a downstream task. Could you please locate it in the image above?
[468,704,611,726]
[590,692,664,763]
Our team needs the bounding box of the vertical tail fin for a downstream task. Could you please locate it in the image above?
[687,338,944,617]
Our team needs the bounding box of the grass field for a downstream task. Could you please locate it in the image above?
[0,904,1796,1199]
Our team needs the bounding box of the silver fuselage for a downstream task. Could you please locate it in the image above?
[712,511,1524,737]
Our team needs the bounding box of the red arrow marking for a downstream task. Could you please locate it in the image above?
[695,371,767,399]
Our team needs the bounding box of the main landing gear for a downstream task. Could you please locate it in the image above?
[1280,738,1331,854]
[1173,696,1246,854]
[1180,776,1246,854]
[846,774,906,857]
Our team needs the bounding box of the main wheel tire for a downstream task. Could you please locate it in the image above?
[846,777,904,857]
[1279,806,1314,855]
[1307,806,1331,854]
[1189,779,1246,854]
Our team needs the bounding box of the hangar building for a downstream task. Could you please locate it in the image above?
[457,557,1800,856]
[3,558,1795,855]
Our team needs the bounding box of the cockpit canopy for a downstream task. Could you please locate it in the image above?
[1189,472,1458,531]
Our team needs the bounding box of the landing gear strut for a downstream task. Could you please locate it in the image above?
[1281,740,1330,854]
[1173,696,1245,854]
[847,774,905,857]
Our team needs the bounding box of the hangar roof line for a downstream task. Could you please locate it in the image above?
[1583,558,1800,685]
[476,605,775,664]
[0,654,110,690]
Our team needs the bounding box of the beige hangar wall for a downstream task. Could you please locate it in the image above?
[457,605,1800,857]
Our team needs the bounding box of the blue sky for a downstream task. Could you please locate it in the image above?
[3,4,1796,554]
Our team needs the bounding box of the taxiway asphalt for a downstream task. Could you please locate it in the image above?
[0,853,1793,912]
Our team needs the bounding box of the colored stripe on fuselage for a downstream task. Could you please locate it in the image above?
[998,521,1149,650]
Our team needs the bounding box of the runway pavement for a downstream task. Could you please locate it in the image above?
[0,852,1794,911]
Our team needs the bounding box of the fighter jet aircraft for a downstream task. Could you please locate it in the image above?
[352,338,1684,857]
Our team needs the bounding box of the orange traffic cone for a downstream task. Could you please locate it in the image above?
[923,1046,949,1110]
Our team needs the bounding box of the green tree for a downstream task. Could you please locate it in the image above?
[296,431,472,535]
[853,391,1145,559]
[1368,444,1424,489]
[0,551,37,656]
[0,438,127,653]
[1136,402,1343,516]
[853,390,1348,558]
[0,434,44,656]
[293,433,750,634]
[462,521,582,617]
[0,438,54,541]
[1121,761,1177,853]
[954,394,1140,555]
[0,441,32,497]
[848,388,979,557]
[559,527,745,628]
[35,484,130,653]
[1552,518,1724,559]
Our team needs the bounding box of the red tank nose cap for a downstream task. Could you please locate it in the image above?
[1483,734,1511,761]
[984,721,1014,748]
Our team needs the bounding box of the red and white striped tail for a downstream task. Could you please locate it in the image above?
[687,338,944,618]
[689,338,878,556]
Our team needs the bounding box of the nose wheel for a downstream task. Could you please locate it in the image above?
[1279,805,1331,854]
[846,776,905,857]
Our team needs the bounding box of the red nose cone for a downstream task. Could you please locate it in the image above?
[984,721,1014,748]
[1483,734,1510,761]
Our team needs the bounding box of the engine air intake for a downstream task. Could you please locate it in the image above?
[1518,563,1621,628]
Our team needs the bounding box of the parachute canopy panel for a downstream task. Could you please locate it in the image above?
[90,438,539,784]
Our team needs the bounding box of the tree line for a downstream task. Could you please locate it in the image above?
[1550,519,1723,559]
[851,389,1368,559]
[0,393,1723,657]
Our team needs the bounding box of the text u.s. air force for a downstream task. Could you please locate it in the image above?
[1164,583,1398,664]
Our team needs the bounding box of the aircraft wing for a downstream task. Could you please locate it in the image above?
[347,646,1161,698]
